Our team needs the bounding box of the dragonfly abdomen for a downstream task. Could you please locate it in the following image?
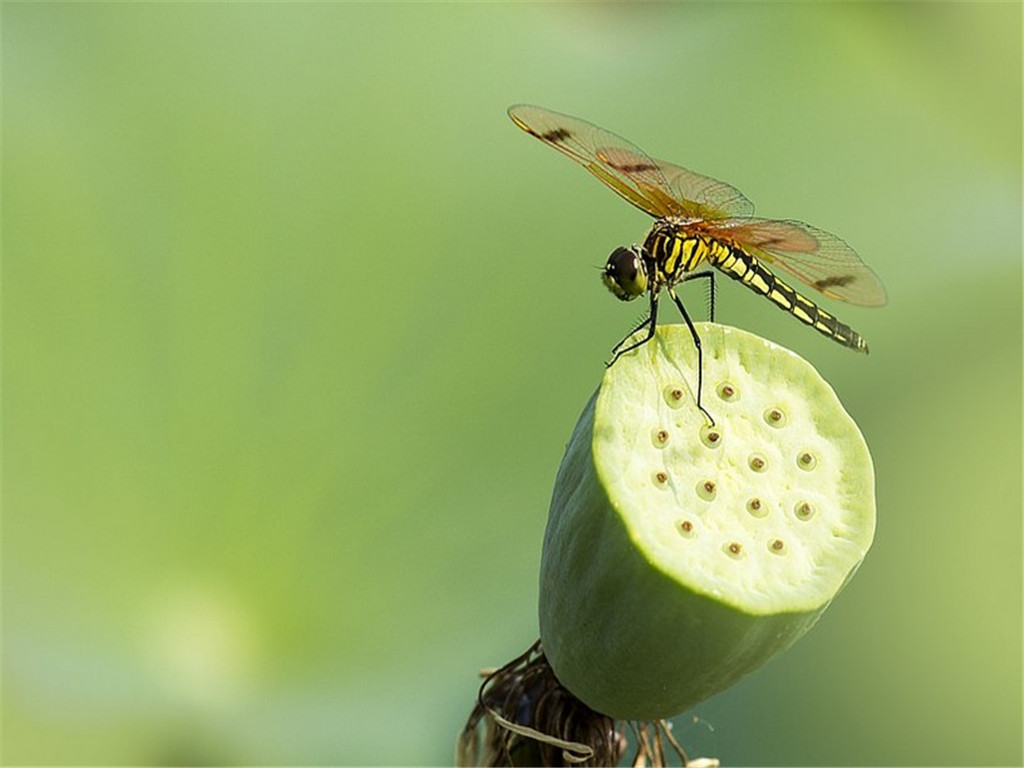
[712,243,869,353]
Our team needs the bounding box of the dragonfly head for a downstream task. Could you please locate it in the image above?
[602,246,647,301]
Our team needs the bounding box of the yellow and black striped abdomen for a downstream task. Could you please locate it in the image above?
[710,241,868,352]
[642,227,868,352]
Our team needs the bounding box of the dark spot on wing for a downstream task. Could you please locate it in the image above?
[814,275,856,289]
[607,161,658,174]
[540,128,573,143]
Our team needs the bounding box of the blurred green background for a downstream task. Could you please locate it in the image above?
[3,3,1021,765]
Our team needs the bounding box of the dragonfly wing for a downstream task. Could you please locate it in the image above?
[718,218,888,307]
[509,106,885,306]
[509,105,687,219]
[656,159,755,220]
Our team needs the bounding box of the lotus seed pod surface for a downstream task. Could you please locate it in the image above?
[603,324,874,613]
[539,323,876,719]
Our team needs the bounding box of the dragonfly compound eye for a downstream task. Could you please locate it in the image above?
[602,246,647,301]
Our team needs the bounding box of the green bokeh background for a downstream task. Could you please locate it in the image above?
[3,3,1021,765]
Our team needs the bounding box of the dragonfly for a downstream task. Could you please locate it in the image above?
[508,104,887,424]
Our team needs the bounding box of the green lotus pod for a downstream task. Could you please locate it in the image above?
[540,323,876,721]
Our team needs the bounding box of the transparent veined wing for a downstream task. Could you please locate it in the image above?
[655,158,754,220]
[712,218,888,306]
[508,105,753,221]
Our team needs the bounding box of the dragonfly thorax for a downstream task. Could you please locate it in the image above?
[602,246,648,301]
[643,221,722,286]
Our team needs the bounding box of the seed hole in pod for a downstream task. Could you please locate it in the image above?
[794,501,815,520]
[764,407,787,427]
[768,538,787,555]
[664,385,687,409]
[797,451,818,471]
[723,541,744,559]
[746,497,768,518]
[676,519,696,538]
[696,479,717,501]
[651,428,670,448]
[700,424,723,449]
[716,382,739,402]
[652,470,670,488]
[748,454,768,472]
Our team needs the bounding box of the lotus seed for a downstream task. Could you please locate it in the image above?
[768,538,787,554]
[676,519,695,538]
[765,407,786,427]
[700,425,722,448]
[717,382,738,401]
[748,454,767,472]
[653,471,669,487]
[747,498,767,518]
[652,428,670,447]
[797,451,818,470]
[724,541,744,559]
[664,386,686,407]
[794,501,815,520]
[697,479,717,501]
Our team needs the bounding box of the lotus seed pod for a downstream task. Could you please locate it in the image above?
[539,323,876,721]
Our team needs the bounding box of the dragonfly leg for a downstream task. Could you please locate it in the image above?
[608,293,659,365]
[668,287,715,427]
[679,270,717,323]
